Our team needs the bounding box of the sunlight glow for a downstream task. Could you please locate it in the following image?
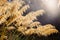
[42,0,59,19]
[45,0,57,11]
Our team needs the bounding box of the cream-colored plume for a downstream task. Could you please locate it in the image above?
[0,0,59,40]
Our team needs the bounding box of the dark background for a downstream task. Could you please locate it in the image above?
[24,0,60,31]
[7,0,60,40]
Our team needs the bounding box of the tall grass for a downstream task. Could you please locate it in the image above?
[0,0,59,40]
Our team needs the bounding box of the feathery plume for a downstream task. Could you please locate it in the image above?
[0,0,59,40]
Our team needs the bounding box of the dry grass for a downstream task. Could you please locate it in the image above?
[0,0,59,40]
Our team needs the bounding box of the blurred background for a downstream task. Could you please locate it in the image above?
[24,0,60,31]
